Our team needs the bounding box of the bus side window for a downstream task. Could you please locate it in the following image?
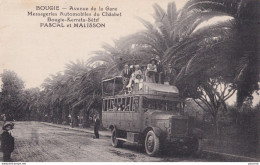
[111,99,116,111]
[125,97,130,111]
[106,100,108,111]
[121,98,126,111]
[107,100,112,110]
[130,97,133,111]
[103,100,107,111]
[133,97,139,112]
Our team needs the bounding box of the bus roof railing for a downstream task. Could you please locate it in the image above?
[102,76,123,83]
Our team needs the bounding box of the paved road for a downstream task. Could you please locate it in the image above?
[5,121,211,162]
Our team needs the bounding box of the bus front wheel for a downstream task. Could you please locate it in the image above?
[145,130,160,156]
[111,128,123,148]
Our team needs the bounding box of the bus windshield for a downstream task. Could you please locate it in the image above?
[142,97,180,111]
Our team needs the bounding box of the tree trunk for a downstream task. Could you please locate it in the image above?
[213,115,219,136]
[216,119,219,136]
[57,106,62,124]
[61,104,70,125]
[82,109,90,128]
[71,108,79,128]
[48,109,52,123]
[50,105,55,123]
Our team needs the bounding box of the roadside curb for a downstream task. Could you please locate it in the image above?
[201,150,259,162]
[41,122,111,138]
[41,122,259,162]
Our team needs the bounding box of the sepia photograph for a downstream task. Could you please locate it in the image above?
[0,0,259,163]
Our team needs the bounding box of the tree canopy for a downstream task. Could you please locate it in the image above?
[1,0,259,127]
[0,70,25,120]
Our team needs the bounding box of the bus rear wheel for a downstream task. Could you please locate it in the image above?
[145,130,160,156]
[111,128,123,148]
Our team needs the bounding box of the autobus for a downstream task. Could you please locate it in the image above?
[102,75,203,156]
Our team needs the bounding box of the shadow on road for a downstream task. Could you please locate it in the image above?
[115,142,212,161]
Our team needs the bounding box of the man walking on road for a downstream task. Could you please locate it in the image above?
[93,115,100,139]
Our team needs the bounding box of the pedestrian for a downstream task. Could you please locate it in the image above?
[93,115,100,139]
[1,123,14,162]
[1,114,6,124]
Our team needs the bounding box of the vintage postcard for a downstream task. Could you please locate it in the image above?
[0,0,259,163]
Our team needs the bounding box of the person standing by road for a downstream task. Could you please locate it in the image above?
[93,115,100,139]
[1,123,14,162]
[1,114,6,124]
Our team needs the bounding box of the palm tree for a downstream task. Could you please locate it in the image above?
[41,72,66,123]
[172,0,260,107]
[39,60,104,127]
[101,1,257,134]
[73,63,107,126]
[63,60,90,126]
[117,2,231,101]
[163,19,237,98]
[121,2,179,60]
[119,2,231,96]
[41,60,92,126]
[88,38,152,78]
[62,60,103,128]
[20,88,40,120]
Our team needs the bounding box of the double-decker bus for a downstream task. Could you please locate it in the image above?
[102,74,203,156]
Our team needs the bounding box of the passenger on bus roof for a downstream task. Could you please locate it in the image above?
[146,58,157,83]
[164,63,176,85]
[122,64,131,78]
[126,65,134,92]
[141,66,147,82]
[126,65,143,91]
[155,56,164,84]
[129,65,135,75]
[133,65,143,83]
[122,64,131,93]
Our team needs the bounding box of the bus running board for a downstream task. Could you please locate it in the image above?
[116,138,138,144]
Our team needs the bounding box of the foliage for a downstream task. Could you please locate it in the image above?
[173,0,260,107]
[20,87,40,120]
[88,38,153,78]
[190,78,236,135]
[121,2,179,60]
[227,100,259,145]
[0,70,25,120]
[37,60,105,127]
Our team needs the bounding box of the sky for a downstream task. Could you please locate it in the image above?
[0,0,259,105]
[0,0,187,88]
